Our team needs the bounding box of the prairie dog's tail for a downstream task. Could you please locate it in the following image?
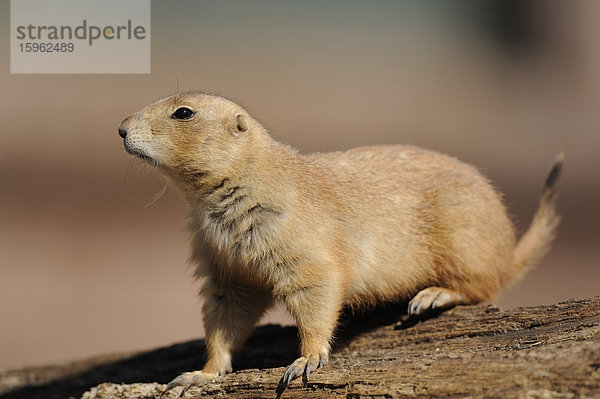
[513,154,564,277]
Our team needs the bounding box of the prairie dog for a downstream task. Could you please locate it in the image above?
[118,92,562,397]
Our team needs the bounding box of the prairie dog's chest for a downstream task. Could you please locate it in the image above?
[187,192,287,275]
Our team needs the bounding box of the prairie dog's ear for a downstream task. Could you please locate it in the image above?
[233,114,249,135]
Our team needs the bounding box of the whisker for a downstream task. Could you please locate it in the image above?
[123,158,136,185]
[145,182,168,208]
[172,67,180,94]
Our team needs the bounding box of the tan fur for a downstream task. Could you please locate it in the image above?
[118,92,562,396]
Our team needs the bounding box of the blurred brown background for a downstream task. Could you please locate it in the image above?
[1,0,598,370]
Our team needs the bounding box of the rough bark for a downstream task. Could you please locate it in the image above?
[1,297,599,399]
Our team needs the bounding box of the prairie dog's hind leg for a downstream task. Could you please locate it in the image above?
[162,279,272,398]
[408,287,472,316]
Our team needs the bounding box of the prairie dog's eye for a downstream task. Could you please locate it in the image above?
[171,107,195,120]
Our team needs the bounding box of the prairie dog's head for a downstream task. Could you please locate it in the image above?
[118,92,256,184]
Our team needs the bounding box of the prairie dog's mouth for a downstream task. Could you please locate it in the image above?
[124,143,159,166]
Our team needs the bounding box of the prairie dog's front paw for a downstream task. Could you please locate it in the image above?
[275,350,329,398]
[161,371,219,398]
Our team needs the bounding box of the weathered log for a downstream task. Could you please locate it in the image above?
[1,297,599,399]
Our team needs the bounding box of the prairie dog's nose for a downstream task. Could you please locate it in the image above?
[119,115,133,138]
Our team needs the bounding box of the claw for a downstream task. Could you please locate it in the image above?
[179,376,197,398]
[318,351,329,368]
[276,367,298,397]
[415,302,422,315]
[303,355,320,386]
[302,367,309,386]
[276,357,306,398]
[161,374,187,398]
[302,361,313,386]
[161,371,217,398]
[430,292,443,310]
[275,374,289,398]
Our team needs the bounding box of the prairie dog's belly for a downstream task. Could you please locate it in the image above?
[342,205,435,306]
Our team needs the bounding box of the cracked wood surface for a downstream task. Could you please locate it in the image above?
[1,297,599,399]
